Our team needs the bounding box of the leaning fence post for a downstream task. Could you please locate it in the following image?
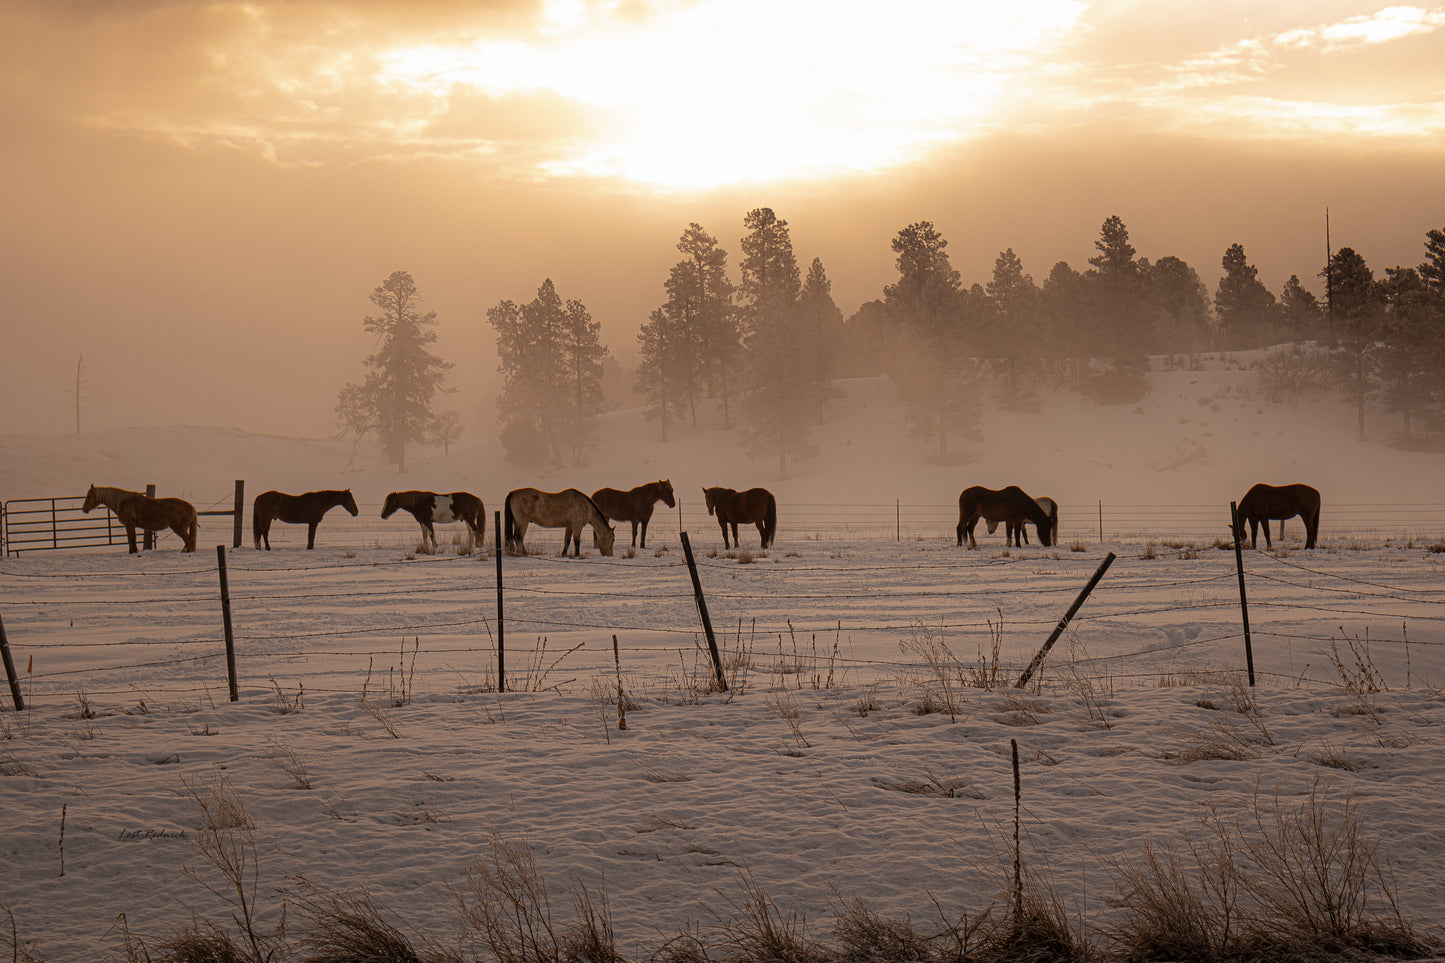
[1230,502,1256,686]
[232,480,245,549]
[216,545,238,701]
[0,611,24,711]
[1015,552,1116,689]
[679,531,728,693]
[495,510,505,693]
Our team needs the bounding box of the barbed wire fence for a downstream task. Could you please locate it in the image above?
[3,498,1443,714]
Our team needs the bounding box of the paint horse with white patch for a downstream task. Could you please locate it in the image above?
[380,490,485,553]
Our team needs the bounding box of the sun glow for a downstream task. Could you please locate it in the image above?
[376,0,1087,189]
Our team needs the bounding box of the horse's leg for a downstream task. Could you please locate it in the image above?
[729,522,739,549]
[966,517,980,550]
[561,526,575,557]
[716,517,728,548]
[126,523,139,554]
[637,519,647,549]
[307,521,318,549]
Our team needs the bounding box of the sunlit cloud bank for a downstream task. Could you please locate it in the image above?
[11,0,1445,189]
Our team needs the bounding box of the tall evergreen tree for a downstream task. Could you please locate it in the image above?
[1327,248,1384,440]
[1039,260,1086,376]
[797,257,845,424]
[336,270,453,472]
[738,208,812,477]
[1279,275,1326,342]
[1214,243,1280,349]
[677,224,740,428]
[1085,215,1148,373]
[635,307,677,441]
[489,279,607,466]
[883,221,977,457]
[1377,266,1436,439]
[1146,256,1211,354]
[986,247,1039,392]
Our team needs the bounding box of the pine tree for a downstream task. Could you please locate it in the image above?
[1328,247,1383,440]
[1377,266,1435,439]
[797,258,844,424]
[1085,215,1148,374]
[738,208,812,477]
[1280,275,1326,342]
[883,221,977,457]
[1214,243,1280,349]
[489,279,608,466]
[336,270,453,472]
[986,248,1039,393]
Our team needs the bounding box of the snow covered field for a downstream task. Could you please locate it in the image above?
[3,363,1445,960]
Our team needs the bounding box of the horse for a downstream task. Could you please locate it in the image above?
[82,484,199,553]
[1234,482,1321,549]
[988,495,1059,546]
[956,485,1054,549]
[702,486,777,550]
[380,491,485,553]
[591,480,675,549]
[252,489,358,550]
[504,487,615,557]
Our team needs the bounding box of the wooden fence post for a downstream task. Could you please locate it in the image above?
[216,545,238,701]
[0,611,24,711]
[232,480,245,549]
[1015,551,1116,689]
[1230,502,1256,686]
[144,483,156,551]
[679,531,728,693]
[495,510,505,693]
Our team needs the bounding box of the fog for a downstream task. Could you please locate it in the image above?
[2,1,1443,440]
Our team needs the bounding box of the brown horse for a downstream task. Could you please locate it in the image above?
[591,479,675,549]
[988,495,1059,546]
[253,489,359,550]
[381,491,485,552]
[1234,482,1321,549]
[82,484,198,553]
[956,485,1054,549]
[504,487,616,557]
[703,486,777,550]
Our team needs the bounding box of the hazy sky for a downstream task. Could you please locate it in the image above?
[2,0,1443,438]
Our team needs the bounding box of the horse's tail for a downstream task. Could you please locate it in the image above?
[187,515,199,553]
[763,493,778,549]
[252,496,264,549]
[503,491,516,550]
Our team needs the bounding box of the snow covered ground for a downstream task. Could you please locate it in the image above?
[2,358,1444,960]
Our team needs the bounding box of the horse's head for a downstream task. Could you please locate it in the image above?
[82,484,99,513]
[702,487,716,515]
[593,521,616,556]
[380,492,398,518]
[342,489,359,516]
[659,479,676,508]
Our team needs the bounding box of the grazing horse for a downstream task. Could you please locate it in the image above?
[989,495,1059,546]
[252,489,359,550]
[82,484,199,553]
[591,479,675,549]
[956,485,1054,549]
[1234,482,1321,550]
[504,487,616,557]
[702,486,777,550]
[381,491,485,552]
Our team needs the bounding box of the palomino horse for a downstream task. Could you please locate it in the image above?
[504,488,616,557]
[381,491,485,553]
[956,485,1054,549]
[702,486,777,550]
[988,495,1059,546]
[591,479,675,549]
[253,489,359,550]
[1234,482,1321,549]
[82,484,199,553]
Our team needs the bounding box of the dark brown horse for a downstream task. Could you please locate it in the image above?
[591,479,675,549]
[1234,482,1321,549]
[702,486,777,550]
[504,487,616,557]
[381,491,485,553]
[956,485,1054,549]
[253,489,359,550]
[988,495,1058,546]
[82,484,199,553]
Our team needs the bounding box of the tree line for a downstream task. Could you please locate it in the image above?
[336,216,1445,473]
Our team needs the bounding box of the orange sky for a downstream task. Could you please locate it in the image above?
[2,0,1443,438]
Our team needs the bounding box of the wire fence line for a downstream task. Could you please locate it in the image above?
[2,531,1443,709]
